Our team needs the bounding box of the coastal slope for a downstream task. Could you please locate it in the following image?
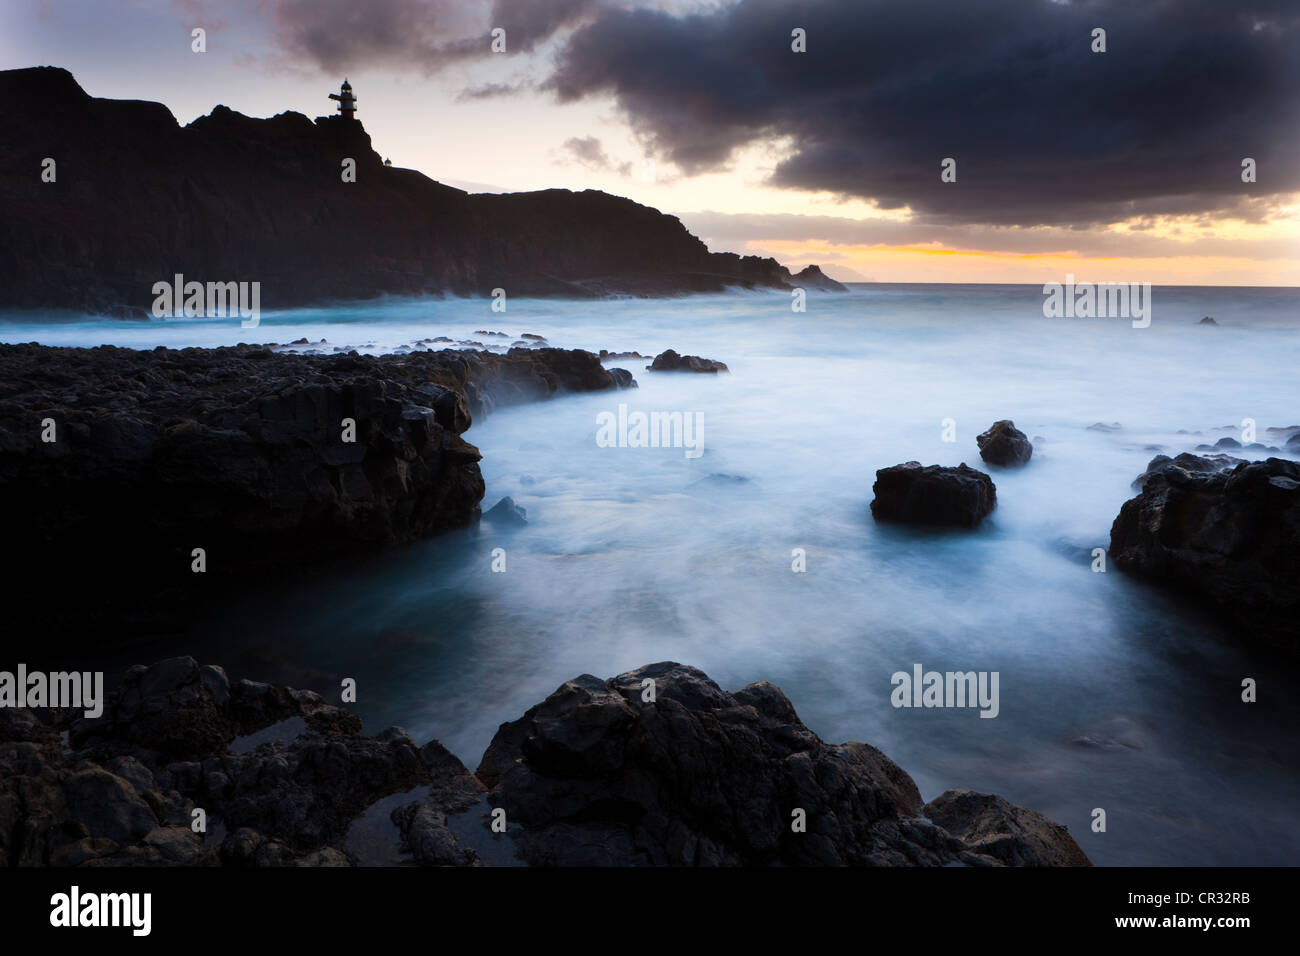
[0,66,844,313]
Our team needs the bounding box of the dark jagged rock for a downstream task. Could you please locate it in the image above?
[607,367,637,389]
[1110,454,1300,651]
[483,496,528,526]
[0,657,484,866]
[1199,316,1218,324]
[0,342,629,639]
[647,349,729,373]
[476,662,1088,866]
[791,264,846,292]
[921,790,1091,867]
[0,66,842,312]
[976,420,1033,467]
[1,659,1089,867]
[1130,452,1243,489]
[870,462,997,528]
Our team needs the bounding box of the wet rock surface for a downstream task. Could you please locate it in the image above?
[1110,453,1300,651]
[646,349,730,373]
[976,420,1033,467]
[1,659,1089,867]
[870,462,997,528]
[0,343,628,639]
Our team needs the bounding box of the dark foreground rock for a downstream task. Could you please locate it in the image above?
[476,663,1088,866]
[1110,454,1300,651]
[976,420,1033,467]
[647,349,730,373]
[0,659,1089,867]
[0,343,629,639]
[870,462,997,528]
[922,790,1091,866]
[0,657,483,866]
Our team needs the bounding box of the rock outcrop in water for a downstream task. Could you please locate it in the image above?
[0,658,1089,867]
[1110,453,1300,651]
[0,343,627,639]
[976,420,1033,467]
[646,349,730,373]
[0,66,845,313]
[870,462,997,528]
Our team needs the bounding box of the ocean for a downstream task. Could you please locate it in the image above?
[6,282,1298,866]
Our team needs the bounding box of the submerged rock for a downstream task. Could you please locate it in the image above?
[646,349,729,373]
[870,462,996,528]
[976,420,1033,467]
[1110,454,1300,651]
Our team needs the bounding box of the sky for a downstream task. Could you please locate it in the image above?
[4,0,1298,285]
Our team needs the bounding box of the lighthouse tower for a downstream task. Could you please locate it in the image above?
[328,79,357,120]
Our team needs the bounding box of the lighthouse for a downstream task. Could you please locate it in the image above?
[328,79,357,120]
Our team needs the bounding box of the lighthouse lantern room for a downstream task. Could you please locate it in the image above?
[328,79,357,120]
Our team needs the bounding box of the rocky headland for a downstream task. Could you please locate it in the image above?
[0,66,846,315]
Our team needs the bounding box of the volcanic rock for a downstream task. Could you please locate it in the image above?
[976,420,1033,467]
[647,349,729,373]
[870,462,997,528]
[1110,454,1300,651]
[476,662,1088,866]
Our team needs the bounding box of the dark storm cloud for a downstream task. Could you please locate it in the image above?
[546,0,1300,227]
[561,135,634,174]
[266,0,597,74]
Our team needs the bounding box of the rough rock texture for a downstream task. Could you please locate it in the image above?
[1110,454,1300,651]
[976,420,1033,467]
[476,662,1089,867]
[483,496,528,526]
[870,462,997,528]
[0,66,844,312]
[0,657,484,867]
[922,790,1091,867]
[2,659,1091,867]
[647,349,730,373]
[0,342,627,638]
[1129,452,1243,489]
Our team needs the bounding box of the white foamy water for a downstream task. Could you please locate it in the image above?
[9,284,1298,866]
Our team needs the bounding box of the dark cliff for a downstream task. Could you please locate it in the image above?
[0,66,845,313]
